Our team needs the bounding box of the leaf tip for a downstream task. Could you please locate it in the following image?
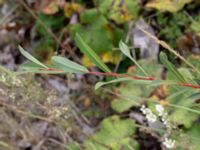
[94,82,103,90]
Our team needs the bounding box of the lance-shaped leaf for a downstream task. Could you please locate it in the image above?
[95,77,152,90]
[51,56,89,74]
[19,61,65,74]
[95,77,131,90]
[20,61,42,71]
[75,33,111,72]
[159,52,185,83]
[18,45,48,69]
[119,41,148,76]
[147,79,177,88]
[187,92,200,101]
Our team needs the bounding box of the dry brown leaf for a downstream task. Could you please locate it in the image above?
[40,0,59,15]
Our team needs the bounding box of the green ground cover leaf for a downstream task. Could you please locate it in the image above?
[84,116,139,150]
[167,86,199,128]
[99,0,139,23]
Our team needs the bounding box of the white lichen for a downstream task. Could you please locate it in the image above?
[49,106,68,120]
[163,137,176,149]
[140,105,157,123]
[155,104,171,129]
[155,104,164,116]
[0,88,6,95]
[9,93,16,100]
[0,74,6,82]
[12,76,22,86]
[140,104,175,149]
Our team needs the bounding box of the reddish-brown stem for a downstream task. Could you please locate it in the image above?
[87,72,155,81]
[178,83,200,89]
[41,68,65,72]
[40,68,200,89]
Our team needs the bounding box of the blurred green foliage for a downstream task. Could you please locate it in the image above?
[2,0,200,149]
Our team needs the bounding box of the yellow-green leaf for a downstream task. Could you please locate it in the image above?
[146,0,192,12]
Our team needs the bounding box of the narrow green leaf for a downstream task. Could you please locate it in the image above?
[119,40,132,57]
[95,77,131,90]
[147,80,177,88]
[167,89,189,100]
[18,45,48,69]
[51,56,89,74]
[20,61,42,70]
[178,68,196,84]
[95,77,152,90]
[159,52,185,82]
[170,103,200,115]
[119,41,148,76]
[18,61,65,74]
[75,33,111,72]
[187,92,200,101]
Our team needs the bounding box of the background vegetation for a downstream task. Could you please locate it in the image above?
[0,0,200,150]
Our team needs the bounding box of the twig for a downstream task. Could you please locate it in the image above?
[18,0,60,44]
[0,4,19,26]
[88,71,155,80]
[178,83,200,89]
[48,138,68,149]
[0,141,17,150]
[137,26,200,75]
[184,11,199,25]
[19,0,81,63]
[45,67,200,89]
[0,101,54,123]
[0,65,13,76]
[68,100,91,125]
